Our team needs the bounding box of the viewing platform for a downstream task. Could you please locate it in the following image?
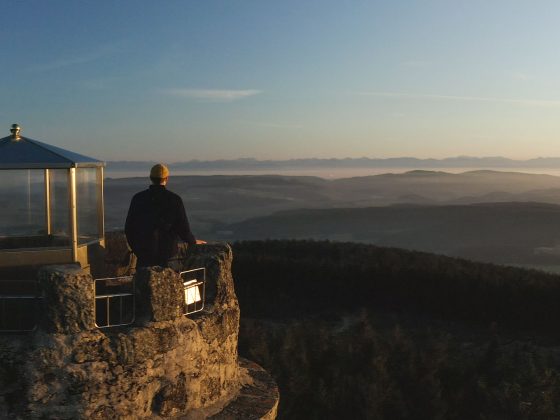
[0,239,278,419]
[0,125,278,418]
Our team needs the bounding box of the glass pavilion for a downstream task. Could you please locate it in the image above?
[0,124,105,272]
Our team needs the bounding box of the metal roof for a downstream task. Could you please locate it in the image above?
[0,134,105,169]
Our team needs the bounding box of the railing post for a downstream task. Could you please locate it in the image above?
[44,169,51,235]
[97,166,104,240]
[68,167,78,262]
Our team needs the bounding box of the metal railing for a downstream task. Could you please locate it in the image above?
[94,276,134,328]
[180,268,206,316]
[0,280,41,332]
[1,267,206,332]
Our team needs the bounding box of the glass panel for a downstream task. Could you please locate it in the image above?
[50,169,70,247]
[0,170,46,249]
[77,168,100,244]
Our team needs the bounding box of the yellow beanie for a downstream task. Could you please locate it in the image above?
[150,163,169,179]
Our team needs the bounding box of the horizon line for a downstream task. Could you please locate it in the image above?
[103,155,560,165]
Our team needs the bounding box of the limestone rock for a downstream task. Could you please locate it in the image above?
[134,266,185,323]
[101,230,135,277]
[38,264,96,334]
[0,241,275,419]
[153,373,187,416]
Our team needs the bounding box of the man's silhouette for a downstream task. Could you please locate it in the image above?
[125,164,204,268]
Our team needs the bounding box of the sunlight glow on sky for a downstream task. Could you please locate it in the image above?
[3,1,560,161]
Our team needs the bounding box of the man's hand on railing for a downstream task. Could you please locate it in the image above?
[196,239,207,244]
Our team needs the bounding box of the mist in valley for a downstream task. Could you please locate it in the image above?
[103,169,560,271]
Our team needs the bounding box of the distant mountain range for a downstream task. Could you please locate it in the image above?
[106,156,560,171]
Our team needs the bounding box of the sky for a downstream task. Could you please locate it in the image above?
[2,0,560,161]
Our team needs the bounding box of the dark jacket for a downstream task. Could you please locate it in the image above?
[125,185,196,267]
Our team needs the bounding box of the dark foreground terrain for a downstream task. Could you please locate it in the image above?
[232,241,560,419]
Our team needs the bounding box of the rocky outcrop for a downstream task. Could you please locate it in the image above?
[96,231,136,278]
[0,242,272,419]
[38,264,96,334]
[211,358,279,420]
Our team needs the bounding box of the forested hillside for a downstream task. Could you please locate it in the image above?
[226,203,560,266]
[232,241,560,419]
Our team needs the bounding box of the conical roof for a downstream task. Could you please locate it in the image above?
[0,125,104,169]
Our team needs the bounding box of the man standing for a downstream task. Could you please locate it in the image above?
[125,164,204,268]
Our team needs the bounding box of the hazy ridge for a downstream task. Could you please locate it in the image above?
[103,169,560,268]
[106,156,560,173]
[223,202,560,265]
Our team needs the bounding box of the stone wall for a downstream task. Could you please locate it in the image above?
[0,243,243,419]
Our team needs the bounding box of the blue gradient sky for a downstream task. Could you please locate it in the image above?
[3,1,560,161]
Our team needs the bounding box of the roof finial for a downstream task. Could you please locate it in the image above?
[10,124,21,141]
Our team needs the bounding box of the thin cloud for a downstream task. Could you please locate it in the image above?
[239,120,302,129]
[355,91,560,107]
[30,43,123,72]
[160,88,261,102]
